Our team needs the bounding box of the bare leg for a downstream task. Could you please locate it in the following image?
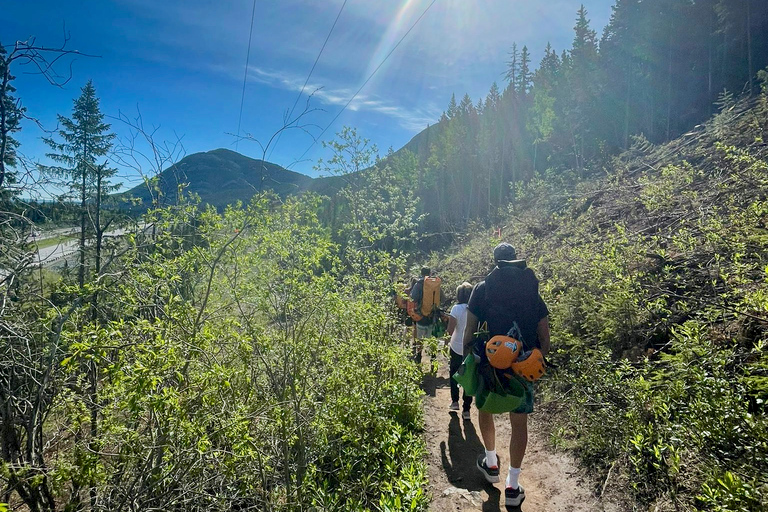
[508,412,528,468]
[478,410,496,451]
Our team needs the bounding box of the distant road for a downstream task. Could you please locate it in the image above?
[32,226,142,267]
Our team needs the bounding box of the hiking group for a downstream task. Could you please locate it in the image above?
[400,242,550,509]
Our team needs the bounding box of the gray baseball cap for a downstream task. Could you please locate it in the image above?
[493,242,517,262]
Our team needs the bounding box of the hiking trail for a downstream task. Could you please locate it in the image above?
[421,351,626,512]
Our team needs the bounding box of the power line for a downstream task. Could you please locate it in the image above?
[235,0,258,151]
[294,0,438,167]
[266,0,348,161]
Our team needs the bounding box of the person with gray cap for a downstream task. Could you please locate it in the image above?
[462,242,550,508]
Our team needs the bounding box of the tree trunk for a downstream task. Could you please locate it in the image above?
[79,164,86,288]
[90,166,102,512]
[0,61,9,189]
[500,137,506,206]
[624,69,631,149]
[667,29,674,140]
[708,31,713,116]
[746,0,753,96]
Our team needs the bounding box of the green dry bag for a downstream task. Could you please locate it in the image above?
[475,370,525,414]
[452,354,480,396]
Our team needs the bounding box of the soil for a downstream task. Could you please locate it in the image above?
[420,351,626,512]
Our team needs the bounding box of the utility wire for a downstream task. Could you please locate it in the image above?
[267,0,348,161]
[235,0,258,151]
[294,0,438,166]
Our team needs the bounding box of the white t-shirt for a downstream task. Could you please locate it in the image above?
[449,303,469,355]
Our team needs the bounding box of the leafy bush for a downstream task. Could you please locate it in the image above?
[460,96,768,510]
[2,193,428,511]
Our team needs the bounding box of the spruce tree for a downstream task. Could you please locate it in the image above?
[459,93,474,117]
[0,42,24,192]
[41,80,115,287]
[446,93,458,119]
[518,46,532,96]
[485,82,501,112]
[564,5,600,174]
[505,42,519,95]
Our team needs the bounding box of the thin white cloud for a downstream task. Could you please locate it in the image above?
[244,65,439,131]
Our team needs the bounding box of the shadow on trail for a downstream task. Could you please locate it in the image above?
[440,413,502,512]
[420,371,449,397]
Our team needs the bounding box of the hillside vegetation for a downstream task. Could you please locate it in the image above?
[397,1,768,238]
[3,2,768,511]
[436,88,768,510]
[1,192,429,511]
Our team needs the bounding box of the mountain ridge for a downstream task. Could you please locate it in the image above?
[120,147,347,209]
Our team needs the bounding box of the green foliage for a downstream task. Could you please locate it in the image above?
[317,127,424,281]
[698,471,765,512]
[443,97,768,510]
[0,40,24,189]
[1,179,428,510]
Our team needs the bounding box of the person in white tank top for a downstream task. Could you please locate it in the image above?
[446,282,474,418]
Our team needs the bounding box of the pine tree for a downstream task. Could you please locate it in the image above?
[41,80,115,287]
[564,5,601,174]
[0,42,24,192]
[505,43,519,94]
[529,44,560,170]
[459,93,475,117]
[600,0,650,148]
[518,45,532,96]
[572,5,598,60]
[485,82,501,112]
[446,93,458,119]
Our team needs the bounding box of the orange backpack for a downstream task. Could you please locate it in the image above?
[406,300,424,322]
[419,276,442,318]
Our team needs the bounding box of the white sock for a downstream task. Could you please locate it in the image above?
[506,466,522,489]
[485,449,498,468]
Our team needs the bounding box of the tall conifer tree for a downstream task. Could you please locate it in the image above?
[0,43,24,193]
[518,46,532,96]
[41,80,114,287]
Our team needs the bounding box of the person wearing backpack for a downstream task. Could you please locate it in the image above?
[410,266,442,364]
[462,243,550,508]
[446,281,474,420]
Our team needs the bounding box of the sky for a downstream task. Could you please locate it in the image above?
[3,0,615,191]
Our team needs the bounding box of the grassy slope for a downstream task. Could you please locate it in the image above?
[435,94,768,510]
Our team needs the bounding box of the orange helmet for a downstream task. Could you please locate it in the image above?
[510,348,546,381]
[485,335,522,369]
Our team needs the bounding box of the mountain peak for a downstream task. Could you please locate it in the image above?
[122,149,316,209]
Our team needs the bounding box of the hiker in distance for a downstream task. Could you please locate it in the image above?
[446,281,474,420]
[463,243,550,508]
[409,266,442,364]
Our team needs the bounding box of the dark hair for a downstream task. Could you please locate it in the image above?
[421,266,431,277]
[456,282,473,304]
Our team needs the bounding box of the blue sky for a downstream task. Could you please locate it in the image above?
[4,0,614,190]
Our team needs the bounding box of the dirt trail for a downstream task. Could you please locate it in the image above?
[420,352,624,512]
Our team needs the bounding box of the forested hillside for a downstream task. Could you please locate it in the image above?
[435,88,768,510]
[401,1,768,234]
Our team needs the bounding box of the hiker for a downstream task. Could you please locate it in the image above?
[446,281,474,420]
[463,242,550,508]
[410,266,441,364]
